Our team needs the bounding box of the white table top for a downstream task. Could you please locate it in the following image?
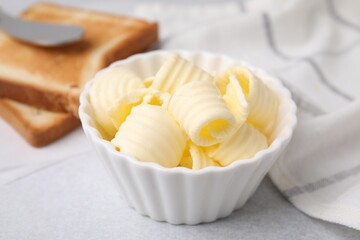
[2,151,359,240]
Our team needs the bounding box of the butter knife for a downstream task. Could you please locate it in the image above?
[0,7,84,47]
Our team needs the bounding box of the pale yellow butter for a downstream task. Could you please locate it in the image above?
[111,104,187,168]
[222,74,249,128]
[216,66,278,137]
[179,142,219,169]
[90,66,145,139]
[90,55,279,169]
[151,54,214,94]
[168,79,236,147]
[189,143,220,170]
[142,89,171,108]
[207,123,268,166]
[107,88,149,132]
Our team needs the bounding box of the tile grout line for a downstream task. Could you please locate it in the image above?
[3,150,92,186]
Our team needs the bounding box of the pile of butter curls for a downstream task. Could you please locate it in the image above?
[90,54,279,169]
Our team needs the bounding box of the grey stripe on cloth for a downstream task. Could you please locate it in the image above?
[327,0,360,33]
[306,59,354,101]
[321,39,360,57]
[278,77,325,116]
[262,13,291,60]
[282,164,360,198]
[262,12,354,102]
[238,0,247,13]
[264,10,360,57]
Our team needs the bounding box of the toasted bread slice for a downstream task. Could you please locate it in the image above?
[0,2,158,116]
[0,99,79,147]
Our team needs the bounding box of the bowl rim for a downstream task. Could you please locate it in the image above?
[79,49,298,175]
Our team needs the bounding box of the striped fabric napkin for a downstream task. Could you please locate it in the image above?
[135,0,360,230]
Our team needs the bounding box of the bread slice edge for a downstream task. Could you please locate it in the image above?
[0,99,80,147]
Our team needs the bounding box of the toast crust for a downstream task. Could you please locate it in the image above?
[0,99,79,147]
[0,2,158,117]
[0,79,71,113]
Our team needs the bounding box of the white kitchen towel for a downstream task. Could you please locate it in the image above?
[270,99,360,230]
[135,0,360,230]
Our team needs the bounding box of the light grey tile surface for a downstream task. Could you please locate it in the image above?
[1,151,359,240]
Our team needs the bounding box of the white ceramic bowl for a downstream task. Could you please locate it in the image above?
[79,50,297,225]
